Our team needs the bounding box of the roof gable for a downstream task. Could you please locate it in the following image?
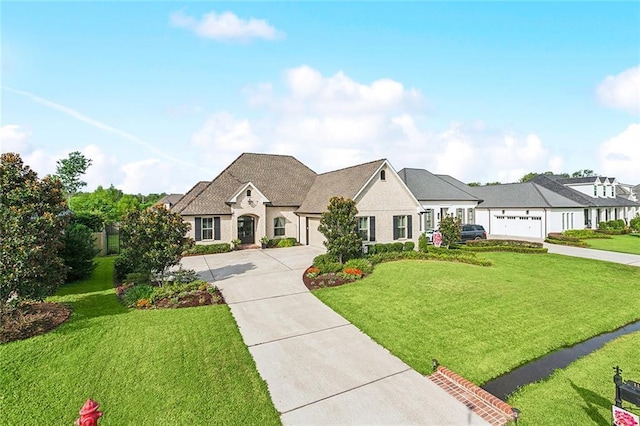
[399,168,480,201]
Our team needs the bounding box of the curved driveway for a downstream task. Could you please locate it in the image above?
[181,246,487,425]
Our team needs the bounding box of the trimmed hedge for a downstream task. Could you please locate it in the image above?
[313,253,343,274]
[465,239,543,248]
[344,258,374,275]
[268,237,297,248]
[544,238,589,248]
[367,242,413,254]
[366,250,492,267]
[183,243,232,256]
[564,229,612,239]
[461,246,548,254]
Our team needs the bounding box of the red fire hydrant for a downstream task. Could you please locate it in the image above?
[75,399,103,426]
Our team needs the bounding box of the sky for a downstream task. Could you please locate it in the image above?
[2,2,639,195]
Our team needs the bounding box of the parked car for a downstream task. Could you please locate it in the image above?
[424,229,438,243]
[460,224,487,242]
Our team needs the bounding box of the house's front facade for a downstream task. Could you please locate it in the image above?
[173,153,422,247]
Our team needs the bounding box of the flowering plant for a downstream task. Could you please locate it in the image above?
[342,268,363,277]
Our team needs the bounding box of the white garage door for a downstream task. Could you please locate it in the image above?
[491,215,542,239]
[307,218,325,247]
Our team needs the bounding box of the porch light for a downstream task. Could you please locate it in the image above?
[512,407,520,424]
[432,358,439,372]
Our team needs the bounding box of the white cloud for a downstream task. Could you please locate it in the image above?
[596,66,640,114]
[170,10,284,42]
[599,123,640,183]
[0,124,30,152]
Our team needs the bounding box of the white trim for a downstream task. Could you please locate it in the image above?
[227,182,270,204]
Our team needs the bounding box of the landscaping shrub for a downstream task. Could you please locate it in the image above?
[339,268,363,280]
[114,249,141,282]
[183,243,231,256]
[547,232,581,242]
[461,246,548,254]
[123,272,150,286]
[375,243,387,253]
[70,212,104,232]
[595,228,629,235]
[344,258,374,274]
[313,254,343,274]
[390,242,404,252]
[599,219,626,231]
[465,239,543,248]
[121,284,155,307]
[365,244,377,255]
[631,216,640,232]
[564,229,611,239]
[418,233,429,253]
[60,223,99,282]
[277,237,297,248]
[150,281,207,303]
[167,268,199,284]
[367,250,492,267]
[403,241,415,252]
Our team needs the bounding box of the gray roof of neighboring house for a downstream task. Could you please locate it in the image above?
[171,182,210,214]
[531,175,639,208]
[157,193,183,207]
[173,153,317,215]
[471,181,585,208]
[398,168,480,202]
[296,159,386,214]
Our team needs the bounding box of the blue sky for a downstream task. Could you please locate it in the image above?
[2,2,639,194]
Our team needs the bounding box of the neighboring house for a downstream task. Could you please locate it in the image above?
[156,193,183,210]
[172,153,422,247]
[467,175,639,238]
[398,168,482,232]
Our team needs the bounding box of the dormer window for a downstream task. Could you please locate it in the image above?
[594,185,597,196]
[246,189,252,197]
[611,186,615,197]
[380,170,386,181]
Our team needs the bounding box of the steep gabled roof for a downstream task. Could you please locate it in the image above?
[171,182,209,213]
[296,159,386,214]
[157,193,184,207]
[174,153,317,215]
[531,175,639,208]
[399,168,480,202]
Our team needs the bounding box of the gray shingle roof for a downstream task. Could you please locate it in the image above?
[399,168,480,201]
[157,193,184,207]
[171,182,209,214]
[174,153,317,215]
[530,175,639,208]
[471,182,584,208]
[296,159,386,214]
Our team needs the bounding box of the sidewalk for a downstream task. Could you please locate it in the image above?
[544,243,640,267]
[182,246,488,425]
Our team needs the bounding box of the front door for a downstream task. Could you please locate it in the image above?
[237,216,255,244]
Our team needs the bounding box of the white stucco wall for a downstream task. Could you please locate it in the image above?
[183,214,233,244]
[265,207,299,240]
[419,202,478,231]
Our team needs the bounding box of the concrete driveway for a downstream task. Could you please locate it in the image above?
[181,246,487,425]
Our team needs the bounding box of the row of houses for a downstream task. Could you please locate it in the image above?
[168,153,639,247]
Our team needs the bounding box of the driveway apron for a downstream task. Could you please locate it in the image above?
[182,246,488,425]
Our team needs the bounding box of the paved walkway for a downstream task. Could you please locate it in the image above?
[544,243,640,267]
[182,246,488,425]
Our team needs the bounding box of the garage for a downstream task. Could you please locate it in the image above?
[490,214,543,239]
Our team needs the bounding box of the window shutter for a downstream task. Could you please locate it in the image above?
[195,217,202,241]
[393,216,399,240]
[369,216,376,242]
[355,218,360,232]
[214,217,221,240]
[407,215,413,239]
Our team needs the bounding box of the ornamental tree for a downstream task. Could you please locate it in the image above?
[438,215,461,248]
[0,153,68,322]
[318,197,362,263]
[54,151,92,197]
[119,206,193,282]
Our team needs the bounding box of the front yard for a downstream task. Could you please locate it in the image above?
[0,257,279,425]
[585,234,640,255]
[313,253,640,385]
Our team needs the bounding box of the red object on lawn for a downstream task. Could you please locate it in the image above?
[75,399,103,426]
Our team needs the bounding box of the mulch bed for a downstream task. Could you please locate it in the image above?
[302,268,361,291]
[1,302,72,344]
[153,289,225,309]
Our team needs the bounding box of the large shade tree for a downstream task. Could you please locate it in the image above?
[318,197,362,263]
[0,153,68,322]
[54,151,92,197]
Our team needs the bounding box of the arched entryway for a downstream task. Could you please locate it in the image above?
[237,215,255,245]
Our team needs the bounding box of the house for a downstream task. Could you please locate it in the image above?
[156,193,183,210]
[398,168,482,232]
[172,153,422,247]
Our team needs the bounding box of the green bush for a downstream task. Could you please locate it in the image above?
[365,244,377,255]
[150,280,209,303]
[168,268,199,284]
[631,216,640,232]
[70,212,104,232]
[418,233,429,253]
[121,284,155,307]
[544,237,589,248]
[344,258,374,275]
[313,254,344,274]
[403,241,415,252]
[465,239,543,248]
[547,232,581,242]
[277,237,297,248]
[461,246,548,254]
[375,243,387,253]
[367,250,492,267]
[124,272,150,285]
[60,223,99,282]
[595,228,629,235]
[114,249,141,282]
[183,243,231,256]
[390,242,404,252]
[564,229,611,239]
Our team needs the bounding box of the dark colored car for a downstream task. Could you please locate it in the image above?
[460,224,487,242]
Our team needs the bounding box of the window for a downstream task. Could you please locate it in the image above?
[425,209,433,230]
[594,185,597,196]
[357,217,369,241]
[202,218,213,240]
[274,217,286,237]
[467,208,474,223]
[394,215,406,239]
[380,170,386,181]
[611,186,615,197]
[456,208,463,221]
[246,189,252,197]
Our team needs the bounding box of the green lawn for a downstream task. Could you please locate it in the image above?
[509,331,640,425]
[313,253,640,384]
[0,257,279,425]
[585,234,640,255]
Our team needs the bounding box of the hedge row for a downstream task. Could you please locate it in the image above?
[544,238,588,248]
[464,239,543,248]
[183,243,232,256]
[365,241,415,254]
[268,237,297,248]
[563,229,612,239]
[366,250,493,267]
[461,246,548,254]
